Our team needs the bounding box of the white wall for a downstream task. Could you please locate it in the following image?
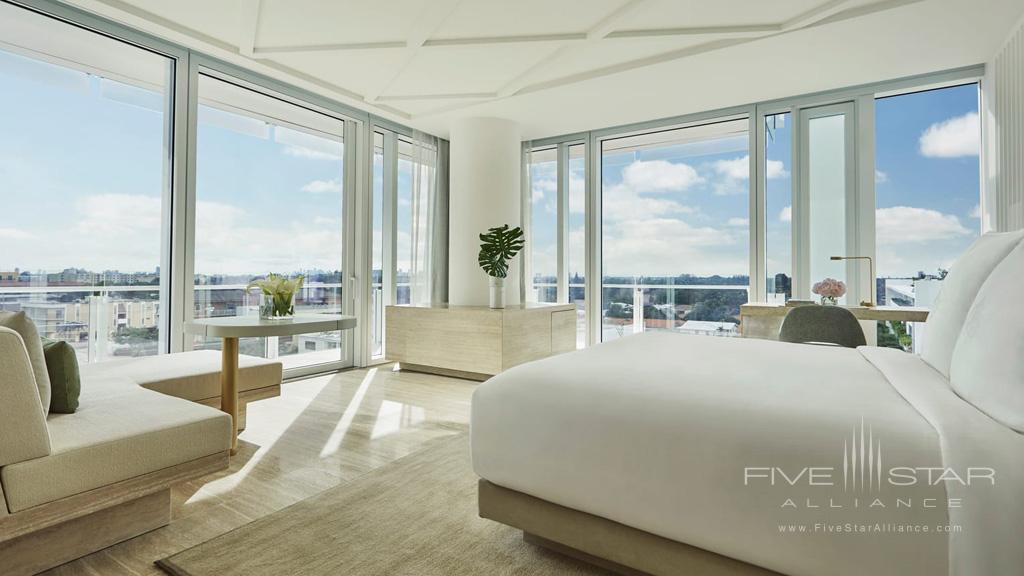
[448,117,522,306]
[985,15,1024,231]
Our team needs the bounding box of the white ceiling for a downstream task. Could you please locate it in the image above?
[66,0,1024,139]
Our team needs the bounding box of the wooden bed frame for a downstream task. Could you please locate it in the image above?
[478,479,781,576]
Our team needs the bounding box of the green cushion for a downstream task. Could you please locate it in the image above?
[40,337,80,414]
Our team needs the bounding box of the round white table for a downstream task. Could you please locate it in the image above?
[185,314,358,453]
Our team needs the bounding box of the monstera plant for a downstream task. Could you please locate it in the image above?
[478,224,524,308]
[478,224,525,278]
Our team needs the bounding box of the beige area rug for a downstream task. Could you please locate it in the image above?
[157,433,611,576]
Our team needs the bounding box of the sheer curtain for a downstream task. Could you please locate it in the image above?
[408,131,449,306]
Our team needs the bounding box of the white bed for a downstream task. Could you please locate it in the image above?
[472,230,1024,576]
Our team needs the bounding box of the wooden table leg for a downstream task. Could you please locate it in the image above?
[221,337,239,455]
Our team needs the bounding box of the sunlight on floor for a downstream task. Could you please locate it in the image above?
[320,368,376,457]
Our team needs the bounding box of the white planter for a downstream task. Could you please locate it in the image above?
[489,277,505,309]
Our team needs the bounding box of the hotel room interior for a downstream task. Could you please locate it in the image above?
[1,0,1023,574]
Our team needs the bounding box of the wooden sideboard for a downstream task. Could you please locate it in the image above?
[385,303,577,380]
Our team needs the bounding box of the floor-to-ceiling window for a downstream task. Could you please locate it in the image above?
[526,146,558,303]
[192,73,347,370]
[527,71,983,352]
[371,131,386,358]
[764,113,793,303]
[874,83,981,349]
[0,1,174,363]
[600,118,751,342]
[567,143,587,348]
[370,128,441,361]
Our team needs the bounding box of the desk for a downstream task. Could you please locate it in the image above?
[739,303,929,342]
[185,314,357,453]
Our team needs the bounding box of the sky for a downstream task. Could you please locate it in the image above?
[529,84,981,282]
[0,46,428,280]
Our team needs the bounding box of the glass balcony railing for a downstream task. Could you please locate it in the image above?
[193,283,345,369]
[531,279,749,345]
[0,285,161,364]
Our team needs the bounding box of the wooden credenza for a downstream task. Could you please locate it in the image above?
[385,303,577,380]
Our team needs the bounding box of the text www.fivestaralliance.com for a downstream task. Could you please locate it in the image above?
[778,523,962,534]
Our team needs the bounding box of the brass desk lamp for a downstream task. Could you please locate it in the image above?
[830,255,875,307]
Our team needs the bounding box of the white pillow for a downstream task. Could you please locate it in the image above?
[921,230,1024,378]
[949,239,1024,431]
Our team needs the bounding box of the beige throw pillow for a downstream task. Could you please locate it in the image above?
[0,311,52,416]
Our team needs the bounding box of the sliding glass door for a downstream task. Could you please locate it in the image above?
[525,140,590,347]
[0,1,175,363]
[370,127,441,361]
[600,118,751,342]
[192,73,349,370]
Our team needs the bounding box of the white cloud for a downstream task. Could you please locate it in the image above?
[621,160,704,193]
[727,217,749,227]
[603,217,745,276]
[875,170,888,184]
[919,112,980,158]
[713,155,788,180]
[969,204,981,219]
[602,184,695,223]
[531,178,556,203]
[283,145,341,161]
[714,156,749,180]
[766,159,788,179]
[0,228,35,240]
[301,179,343,194]
[711,155,787,195]
[875,206,971,245]
[779,206,792,222]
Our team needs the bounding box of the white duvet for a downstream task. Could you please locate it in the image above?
[471,332,1024,576]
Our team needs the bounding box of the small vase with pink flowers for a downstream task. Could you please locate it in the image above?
[812,277,846,306]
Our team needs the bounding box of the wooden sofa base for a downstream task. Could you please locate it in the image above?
[478,479,780,576]
[0,452,229,575]
[0,490,169,576]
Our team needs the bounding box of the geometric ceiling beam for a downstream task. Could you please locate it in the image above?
[414,0,924,119]
[238,0,261,57]
[496,44,573,98]
[518,37,754,96]
[587,0,650,40]
[605,24,780,39]
[423,33,587,47]
[781,0,856,30]
[253,23,788,55]
[253,41,407,55]
[364,0,464,102]
[494,0,649,99]
[376,92,497,102]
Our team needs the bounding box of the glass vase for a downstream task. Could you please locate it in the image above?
[259,292,296,320]
[820,295,838,306]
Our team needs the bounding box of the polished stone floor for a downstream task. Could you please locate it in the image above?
[44,365,476,576]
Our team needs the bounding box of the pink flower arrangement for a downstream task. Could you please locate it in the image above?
[812,277,847,299]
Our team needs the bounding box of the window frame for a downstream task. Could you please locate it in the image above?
[525,66,985,347]
[5,0,444,376]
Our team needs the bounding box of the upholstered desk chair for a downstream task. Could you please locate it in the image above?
[778,305,867,348]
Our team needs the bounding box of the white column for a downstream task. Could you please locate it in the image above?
[448,117,522,307]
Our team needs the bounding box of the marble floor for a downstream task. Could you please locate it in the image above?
[43,365,477,576]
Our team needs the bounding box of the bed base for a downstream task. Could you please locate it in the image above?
[478,479,780,576]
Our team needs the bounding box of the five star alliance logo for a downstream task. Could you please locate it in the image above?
[844,418,882,492]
